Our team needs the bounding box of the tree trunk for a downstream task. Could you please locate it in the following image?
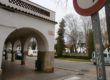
[70,45,74,53]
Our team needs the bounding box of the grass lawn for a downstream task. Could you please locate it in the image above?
[56,57,90,62]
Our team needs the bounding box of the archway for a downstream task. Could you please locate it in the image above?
[23,37,38,69]
[2,27,53,72]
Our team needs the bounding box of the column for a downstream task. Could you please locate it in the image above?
[36,51,54,72]
[11,50,15,62]
[4,49,8,60]
[21,49,25,65]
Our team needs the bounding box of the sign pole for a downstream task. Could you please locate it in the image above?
[91,12,106,80]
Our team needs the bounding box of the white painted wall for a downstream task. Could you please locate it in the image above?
[0,0,55,21]
[0,8,55,50]
[0,5,55,71]
[0,25,15,71]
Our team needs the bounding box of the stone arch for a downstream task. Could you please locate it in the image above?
[4,27,53,72]
[5,27,49,52]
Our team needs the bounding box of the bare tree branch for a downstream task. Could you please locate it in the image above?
[63,14,80,52]
[55,0,69,8]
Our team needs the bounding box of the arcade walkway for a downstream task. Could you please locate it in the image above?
[0,58,74,80]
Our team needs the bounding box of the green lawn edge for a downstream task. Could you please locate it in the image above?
[56,57,90,62]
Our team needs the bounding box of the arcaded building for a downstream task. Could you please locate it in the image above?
[0,0,56,73]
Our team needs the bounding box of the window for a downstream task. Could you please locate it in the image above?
[9,0,50,17]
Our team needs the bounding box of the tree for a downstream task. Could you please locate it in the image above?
[31,38,37,50]
[56,19,65,57]
[102,31,108,47]
[80,16,92,36]
[86,30,94,58]
[100,18,108,47]
[80,16,92,54]
[31,41,36,50]
[56,0,68,7]
[64,14,79,53]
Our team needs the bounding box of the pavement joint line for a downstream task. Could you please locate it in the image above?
[52,74,81,80]
[55,67,89,76]
[55,67,88,73]
[55,67,79,72]
[64,76,81,80]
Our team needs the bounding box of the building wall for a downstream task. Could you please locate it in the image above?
[0,0,55,21]
[0,6,55,71]
[0,7,55,50]
[0,25,15,72]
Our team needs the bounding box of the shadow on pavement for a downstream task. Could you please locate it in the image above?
[0,60,74,80]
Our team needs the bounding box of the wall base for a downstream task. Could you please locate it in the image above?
[0,69,2,75]
[36,51,54,73]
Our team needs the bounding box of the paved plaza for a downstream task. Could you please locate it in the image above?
[1,57,110,80]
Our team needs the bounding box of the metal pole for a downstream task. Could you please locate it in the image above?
[91,12,106,80]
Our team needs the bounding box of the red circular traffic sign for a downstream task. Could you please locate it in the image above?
[73,0,106,16]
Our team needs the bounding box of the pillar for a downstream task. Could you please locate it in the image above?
[36,51,54,72]
[4,50,8,60]
[43,51,54,72]
[21,50,25,65]
[0,48,3,75]
[35,52,42,71]
[21,42,25,65]
[11,51,15,62]
[10,42,16,62]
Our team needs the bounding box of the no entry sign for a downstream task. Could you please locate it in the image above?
[73,0,106,16]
